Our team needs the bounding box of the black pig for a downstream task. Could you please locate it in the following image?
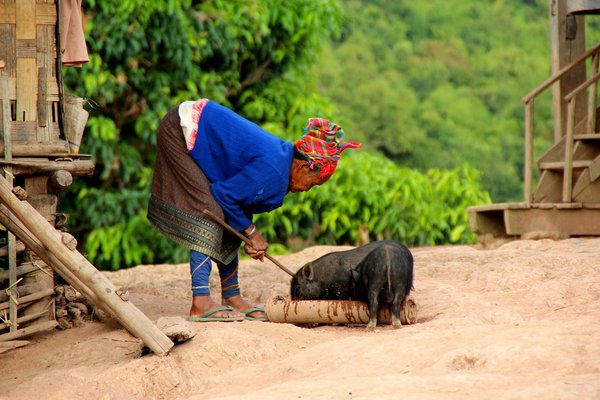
[352,242,413,330]
[291,240,413,329]
[291,240,392,301]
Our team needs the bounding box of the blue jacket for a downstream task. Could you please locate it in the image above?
[188,101,294,231]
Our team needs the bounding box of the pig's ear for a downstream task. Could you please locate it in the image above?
[302,264,314,280]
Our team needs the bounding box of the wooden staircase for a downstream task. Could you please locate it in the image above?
[468,36,600,242]
[468,134,600,241]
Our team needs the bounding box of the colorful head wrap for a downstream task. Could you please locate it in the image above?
[294,118,362,178]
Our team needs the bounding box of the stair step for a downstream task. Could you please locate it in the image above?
[574,133,600,140]
[539,160,591,170]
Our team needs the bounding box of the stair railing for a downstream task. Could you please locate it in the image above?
[522,42,600,204]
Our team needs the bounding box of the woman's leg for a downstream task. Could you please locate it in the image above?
[217,256,267,319]
[189,250,243,318]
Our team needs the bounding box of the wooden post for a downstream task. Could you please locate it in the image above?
[524,100,534,204]
[563,98,576,202]
[2,60,18,332]
[0,175,174,355]
[587,51,599,133]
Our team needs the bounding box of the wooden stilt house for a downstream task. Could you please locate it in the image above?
[0,0,94,343]
[468,0,600,242]
[0,1,174,356]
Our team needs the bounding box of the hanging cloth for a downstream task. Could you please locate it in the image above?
[59,0,89,67]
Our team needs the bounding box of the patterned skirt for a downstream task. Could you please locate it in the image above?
[147,106,240,264]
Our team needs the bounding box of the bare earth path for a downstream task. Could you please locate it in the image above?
[1,238,599,399]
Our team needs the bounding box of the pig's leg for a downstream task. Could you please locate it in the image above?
[391,292,404,329]
[366,289,379,330]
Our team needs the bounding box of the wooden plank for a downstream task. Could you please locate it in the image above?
[0,261,40,281]
[0,175,174,355]
[588,153,600,181]
[533,170,563,203]
[0,3,55,25]
[0,311,49,331]
[466,202,530,213]
[0,158,94,176]
[0,25,16,77]
[1,59,18,333]
[566,0,600,14]
[574,133,600,140]
[15,0,37,122]
[0,240,25,257]
[505,207,600,236]
[36,22,57,141]
[524,101,534,203]
[539,160,591,170]
[0,288,54,312]
[37,66,47,127]
[574,178,600,203]
[0,140,69,156]
[532,202,582,209]
[0,77,60,99]
[0,340,30,354]
[0,320,58,342]
[15,59,36,121]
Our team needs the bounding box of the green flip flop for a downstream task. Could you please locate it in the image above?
[187,305,245,322]
[242,306,269,321]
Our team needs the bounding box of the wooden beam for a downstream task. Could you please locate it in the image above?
[0,159,94,176]
[0,340,30,354]
[0,288,54,312]
[0,261,39,281]
[0,240,25,257]
[0,320,58,342]
[0,141,70,157]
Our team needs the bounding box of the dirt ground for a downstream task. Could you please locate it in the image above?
[1,238,600,400]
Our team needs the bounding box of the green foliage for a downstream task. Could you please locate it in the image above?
[314,0,556,202]
[255,151,491,249]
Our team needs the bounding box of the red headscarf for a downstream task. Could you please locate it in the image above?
[294,118,362,178]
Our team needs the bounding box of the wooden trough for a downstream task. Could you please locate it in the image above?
[265,296,418,326]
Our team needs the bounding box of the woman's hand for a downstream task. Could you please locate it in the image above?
[243,225,268,261]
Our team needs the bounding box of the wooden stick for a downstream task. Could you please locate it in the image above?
[0,340,30,354]
[0,159,94,176]
[0,288,54,312]
[202,209,294,276]
[0,240,26,257]
[2,63,18,333]
[0,320,58,342]
[0,175,173,355]
[0,261,41,281]
[0,311,49,331]
[0,283,41,303]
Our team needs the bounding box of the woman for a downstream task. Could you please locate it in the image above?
[148,99,360,321]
